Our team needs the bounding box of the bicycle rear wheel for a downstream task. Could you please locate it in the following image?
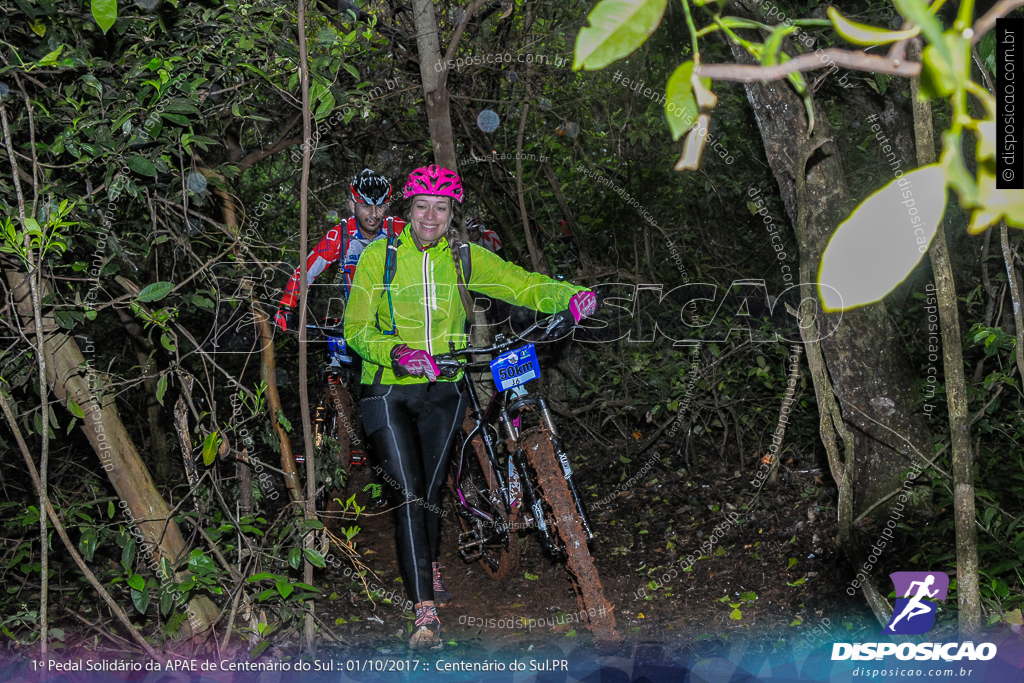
[520,426,619,646]
[447,412,520,580]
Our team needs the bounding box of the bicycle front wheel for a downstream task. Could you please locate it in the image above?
[520,426,619,646]
[447,412,520,581]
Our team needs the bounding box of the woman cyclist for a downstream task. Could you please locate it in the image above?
[344,165,598,650]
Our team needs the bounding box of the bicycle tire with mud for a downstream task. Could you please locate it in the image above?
[520,426,619,646]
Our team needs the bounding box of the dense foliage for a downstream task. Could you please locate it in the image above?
[0,0,1020,654]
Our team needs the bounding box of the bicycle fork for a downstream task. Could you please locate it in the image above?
[537,396,595,542]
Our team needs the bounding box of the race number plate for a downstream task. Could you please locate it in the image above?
[490,343,540,391]
[327,337,353,365]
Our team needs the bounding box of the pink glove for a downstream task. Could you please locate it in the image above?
[568,291,597,323]
[390,344,439,382]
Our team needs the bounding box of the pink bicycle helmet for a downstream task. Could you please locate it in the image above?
[403,165,464,203]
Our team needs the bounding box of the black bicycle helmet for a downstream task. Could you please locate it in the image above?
[350,168,393,205]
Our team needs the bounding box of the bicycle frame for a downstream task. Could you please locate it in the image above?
[445,328,596,557]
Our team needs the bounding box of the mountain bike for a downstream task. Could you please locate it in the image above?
[434,306,620,644]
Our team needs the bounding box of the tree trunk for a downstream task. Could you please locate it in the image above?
[727,28,933,518]
[412,0,457,171]
[410,0,492,358]
[3,269,219,637]
[908,42,981,639]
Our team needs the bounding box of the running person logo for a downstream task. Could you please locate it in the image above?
[882,571,949,635]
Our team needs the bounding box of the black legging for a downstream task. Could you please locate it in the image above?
[360,380,467,604]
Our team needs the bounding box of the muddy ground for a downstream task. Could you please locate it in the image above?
[315,435,888,662]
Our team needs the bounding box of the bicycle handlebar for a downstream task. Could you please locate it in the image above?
[433,289,605,378]
[282,319,344,340]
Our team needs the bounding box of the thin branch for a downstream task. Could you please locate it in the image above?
[441,0,490,90]
[972,0,1024,45]
[696,48,920,82]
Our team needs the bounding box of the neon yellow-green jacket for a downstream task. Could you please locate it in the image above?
[345,234,584,385]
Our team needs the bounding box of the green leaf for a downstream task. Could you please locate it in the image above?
[247,572,279,583]
[37,45,65,67]
[156,374,168,406]
[827,7,920,46]
[188,549,216,575]
[131,587,150,614]
[191,295,214,310]
[314,92,336,121]
[892,0,948,51]
[303,548,326,568]
[276,581,293,599]
[818,164,946,312]
[160,590,174,616]
[919,42,956,100]
[249,640,271,659]
[288,548,302,570]
[978,32,997,77]
[740,591,757,602]
[761,24,798,67]
[202,431,221,466]
[127,573,146,591]
[729,607,743,620]
[788,557,798,568]
[127,155,158,177]
[665,61,704,141]
[525,572,539,580]
[108,501,115,519]
[303,519,325,531]
[79,528,98,562]
[160,332,176,352]
[137,283,174,303]
[239,37,255,51]
[67,399,85,419]
[574,0,669,71]
[81,75,103,98]
[91,0,118,34]
[714,546,726,557]
[160,113,191,127]
[121,537,136,570]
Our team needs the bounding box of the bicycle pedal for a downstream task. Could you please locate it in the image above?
[350,450,366,466]
[458,530,486,556]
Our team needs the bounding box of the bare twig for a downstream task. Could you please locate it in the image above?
[972,0,1024,45]
[696,48,919,82]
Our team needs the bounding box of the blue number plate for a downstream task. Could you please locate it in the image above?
[490,343,540,391]
[327,337,353,365]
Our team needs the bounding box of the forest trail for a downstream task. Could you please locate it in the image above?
[320,443,874,658]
